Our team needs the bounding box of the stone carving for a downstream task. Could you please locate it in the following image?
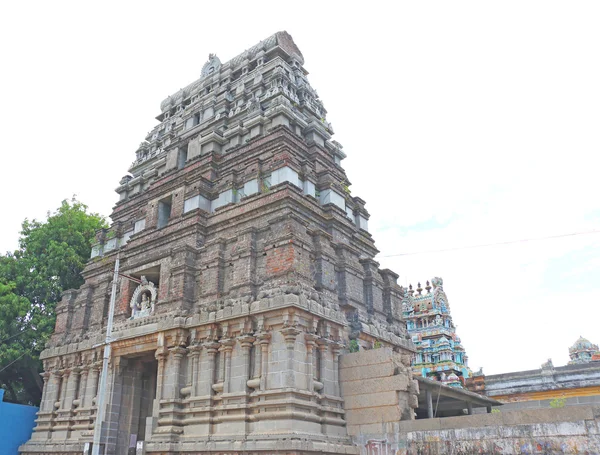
[130,276,157,319]
[541,358,554,369]
[201,54,221,78]
[247,94,261,113]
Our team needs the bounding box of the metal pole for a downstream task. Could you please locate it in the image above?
[91,254,120,455]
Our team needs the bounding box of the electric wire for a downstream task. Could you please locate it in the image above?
[379,229,600,258]
[0,327,32,345]
[0,351,29,374]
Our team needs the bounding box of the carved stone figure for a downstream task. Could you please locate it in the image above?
[130,276,157,319]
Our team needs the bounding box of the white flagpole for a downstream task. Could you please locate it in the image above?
[91,253,120,455]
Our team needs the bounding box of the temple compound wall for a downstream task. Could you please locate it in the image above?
[350,406,600,455]
[20,32,417,455]
[467,338,600,412]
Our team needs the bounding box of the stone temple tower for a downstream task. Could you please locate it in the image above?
[21,31,416,455]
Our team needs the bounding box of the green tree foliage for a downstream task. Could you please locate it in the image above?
[0,198,106,405]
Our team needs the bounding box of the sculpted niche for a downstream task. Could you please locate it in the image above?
[130,276,157,319]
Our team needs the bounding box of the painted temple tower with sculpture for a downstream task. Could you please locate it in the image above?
[402,277,472,388]
[20,32,420,455]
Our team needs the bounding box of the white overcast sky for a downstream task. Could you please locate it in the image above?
[1,1,599,374]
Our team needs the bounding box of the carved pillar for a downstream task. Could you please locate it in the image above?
[257,332,271,391]
[51,370,63,411]
[316,339,330,394]
[87,363,101,408]
[305,333,318,393]
[281,326,300,388]
[248,332,264,390]
[203,341,220,396]
[238,334,255,389]
[59,369,70,409]
[185,349,194,388]
[74,366,88,408]
[167,346,187,399]
[155,347,169,402]
[332,342,343,397]
[39,372,51,412]
[218,339,235,394]
[33,371,55,438]
[188,344,202,396]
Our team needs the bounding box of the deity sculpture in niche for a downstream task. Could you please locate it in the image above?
[130,276,157,319]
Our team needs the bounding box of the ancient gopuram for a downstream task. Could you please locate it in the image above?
[20,32,417,455]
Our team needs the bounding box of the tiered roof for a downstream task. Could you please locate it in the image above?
[402,277,472,388]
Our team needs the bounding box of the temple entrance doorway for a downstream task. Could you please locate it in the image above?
[114,353,157,455]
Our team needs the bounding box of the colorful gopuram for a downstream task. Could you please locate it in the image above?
[402,277,472,388]
[569,336,600,364]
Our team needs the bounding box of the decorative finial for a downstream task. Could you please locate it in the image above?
[425,280,431,293]
[417,282,422,295]
[408,284,414,296]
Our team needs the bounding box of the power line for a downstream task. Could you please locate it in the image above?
[0,351,29,375]
[380,229,600,258]
[0,327,32,345]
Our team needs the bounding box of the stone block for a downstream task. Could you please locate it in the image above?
[357,422,386,436]
[398,418,442,432]
[339,347,398,370]
[340,375,408,396]
[339,362,395,382]
[343,391,398,410]
[439,413,503,430]
[346,424,360,436]
[438,413,503,430]
[345,405,401,426]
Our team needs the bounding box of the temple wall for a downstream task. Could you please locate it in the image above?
[349,406,600,455]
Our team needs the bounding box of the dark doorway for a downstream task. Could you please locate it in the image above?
[115,354,157,455]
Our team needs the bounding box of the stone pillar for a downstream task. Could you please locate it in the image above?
[39,372,51,412]
[185,349,194,388]
[165,347,186,399]
[331,342,342,397]
[203,341,220,396]
[87,363,101,408]
[188,344,202,396]
[257,332,271,391]
[317,339,330,393]
[305,333,318,393]
[75,366,89,408]
[486,405,492,414]
[467,401,473,415]
[281,326,300,388]
[238,335,255,387]
[59,369,70,409]
[250,338,262,387]
[218,339,235,394]
[51,370,63,411]
[32,371,55,439]
[154,347,169,403]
